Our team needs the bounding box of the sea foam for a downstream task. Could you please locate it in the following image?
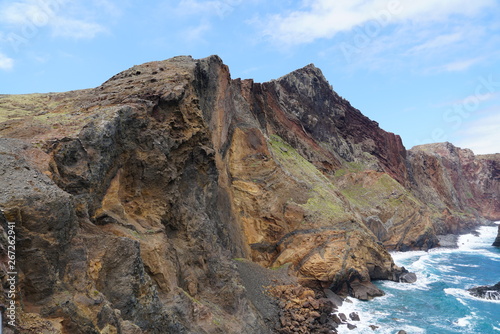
[334,222,500,333]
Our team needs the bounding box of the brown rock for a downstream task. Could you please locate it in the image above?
[1,55,498,334]
[331,314,342,324]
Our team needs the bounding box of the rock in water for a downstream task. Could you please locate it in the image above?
[468,282,500,300]
[399,272,417,283]
[493,225,500,247]
[349,312,360,321]
[349,279,385,301]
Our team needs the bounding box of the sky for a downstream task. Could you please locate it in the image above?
[0,0,499,154]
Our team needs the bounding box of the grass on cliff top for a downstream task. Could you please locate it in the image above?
[0,93,61,122]
[0,90,93,122]
[267,135,352,224]
[0,91,122,141]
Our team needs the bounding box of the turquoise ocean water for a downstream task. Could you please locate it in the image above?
[336,223,500,334]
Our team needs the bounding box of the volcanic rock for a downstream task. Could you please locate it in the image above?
[468,282,500,300]
[398,272,417,283]
[349,312,360,321]
[0,55,498,333]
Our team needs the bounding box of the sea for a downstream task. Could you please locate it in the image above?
[336,222,500,334]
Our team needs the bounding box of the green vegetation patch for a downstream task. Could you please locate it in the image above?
[0,93,61,122]
[268,135,351,224]
[334,161,365,177]
[339,172,419,211]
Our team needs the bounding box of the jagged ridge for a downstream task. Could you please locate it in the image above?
[0,55,498,333]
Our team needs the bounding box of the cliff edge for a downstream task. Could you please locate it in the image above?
[0,55,498,333]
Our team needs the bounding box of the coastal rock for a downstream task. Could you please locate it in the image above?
[468,282,500,300]
[408,144,500,237]
[267,284,336,333]
[0,55,498,332]
[348,279,385,301]
[398,272,417,283]
[493,225,500,247]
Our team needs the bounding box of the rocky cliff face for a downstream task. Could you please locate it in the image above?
[0,55,498,333]
[408,144,500,234]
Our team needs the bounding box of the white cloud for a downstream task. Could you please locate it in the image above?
[0,0,107,39]
[169,0,245,42]
[52,18,107,39]
[1,1,54,26]
[0,53,14,70]
[456,111,500,154]
[440,57,482,72]
[182,21,212,42]
[406,32,463,54]
[262,0,495,45]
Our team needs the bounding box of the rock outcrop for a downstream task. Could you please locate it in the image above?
[468,282,500,300]
[493,225,500,247]
[0,55,498,333]
[408,144,500,235]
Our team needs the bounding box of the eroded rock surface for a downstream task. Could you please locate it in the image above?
[0,55,498,333]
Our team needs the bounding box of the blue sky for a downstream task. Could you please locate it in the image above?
[0,0,499,154]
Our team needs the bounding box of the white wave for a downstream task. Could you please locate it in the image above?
[441,274,474,285]
[458,226,499,251]
[379,275,436,291]
[438,265,458,273]
[343,222,500,334]
[337,323,426,334]
[455,264,480,268]
[389,225,500,278]
[334,296,391,334]
[455,314,474,327]
[390,250,428,263]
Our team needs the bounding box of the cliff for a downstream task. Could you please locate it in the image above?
[0,55,498,333]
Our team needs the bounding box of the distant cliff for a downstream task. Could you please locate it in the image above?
[0,55,498,333]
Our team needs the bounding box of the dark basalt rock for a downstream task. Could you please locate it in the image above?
[392,267,417,283]
[468,282,500,300]
[399,272,417,283]
[493,225,500,247]
[349,279,385,301]
[349,312,360,321]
